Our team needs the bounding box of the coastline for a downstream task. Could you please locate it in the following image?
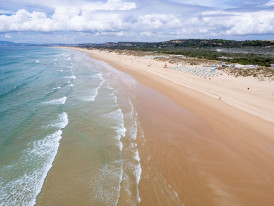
[61,47,274,205]
[73,48,274,124]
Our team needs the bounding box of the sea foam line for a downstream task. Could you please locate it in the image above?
[29,130,64,206]
[115,160,124,206]
[87,74,105,102]
[0,130,63,206]
[41,97,67,105]
[129,99,142,203]
[107,107,126,153]
[45,112,69,129]
[116,106,126,206]
[108,88,126,206]
[64,75,76,80]
[92,160,124,206]
[53,86,61,90]
[134,150,142,203]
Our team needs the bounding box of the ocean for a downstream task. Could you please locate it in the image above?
[0,46,143,205]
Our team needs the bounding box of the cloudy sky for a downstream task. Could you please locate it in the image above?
[0,0,274,43]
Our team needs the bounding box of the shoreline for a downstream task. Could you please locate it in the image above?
[71,47,274,124]
[69,47,274,125]
[63,47,274,205]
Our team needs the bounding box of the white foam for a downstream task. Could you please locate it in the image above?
[91,160,124,206]
[46,112,69,129]
[114,126,127,140]
[58,70,63,72]
[110,108,126,153]
[133,135,142,203]
[134,150,140,162]
[134,154,142,185]
[129,99,134,117]
[105,84,113,90]
[130,118,138,140]
[103,103,126,205]
[68,84,74,87]
[116,160,124,206]
[41,97,67,105]
[64,75,76,79]
[30,130,63,206]
[35,60,39,63]
[118,142,123,151]
[86,75,105,102]
[53,86,61,90]
[135,159,142,203]
[0,130,63,206]
[128,99,142,203]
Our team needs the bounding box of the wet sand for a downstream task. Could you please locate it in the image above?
[70,48,274,205]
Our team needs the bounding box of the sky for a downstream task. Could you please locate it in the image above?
[0,0,274,43]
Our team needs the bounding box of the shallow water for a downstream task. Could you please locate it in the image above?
[0,46,142,206]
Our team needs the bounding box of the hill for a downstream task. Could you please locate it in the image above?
[80,39,274,67]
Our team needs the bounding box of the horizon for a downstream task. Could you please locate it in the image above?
[1,0,274,44]
[1,38,274,45]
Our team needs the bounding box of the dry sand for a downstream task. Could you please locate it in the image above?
[65,47,274,205]
[83,49,274,124]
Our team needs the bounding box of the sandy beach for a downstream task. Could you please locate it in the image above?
[56,47,274,206]
[79,48,274,124]
[2,0,274,205]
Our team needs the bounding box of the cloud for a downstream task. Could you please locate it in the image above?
[169,0,232,8]
[0,9,51,32]
[0,9,15,14]
[0,0,273,42]
[116,31,126,36]
[0,0,136,11]
[5,34,11,38]
[265,0,274,6]
[188,10,274,35]
[136,14,181,29]
[0,9,120,32]
[140,31,153,37]
[0,8,181,33]
[94,31,127,37]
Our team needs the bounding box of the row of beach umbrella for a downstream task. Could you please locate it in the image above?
[165,65,221,78]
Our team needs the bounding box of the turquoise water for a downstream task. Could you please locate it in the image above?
[0,47,142,205]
